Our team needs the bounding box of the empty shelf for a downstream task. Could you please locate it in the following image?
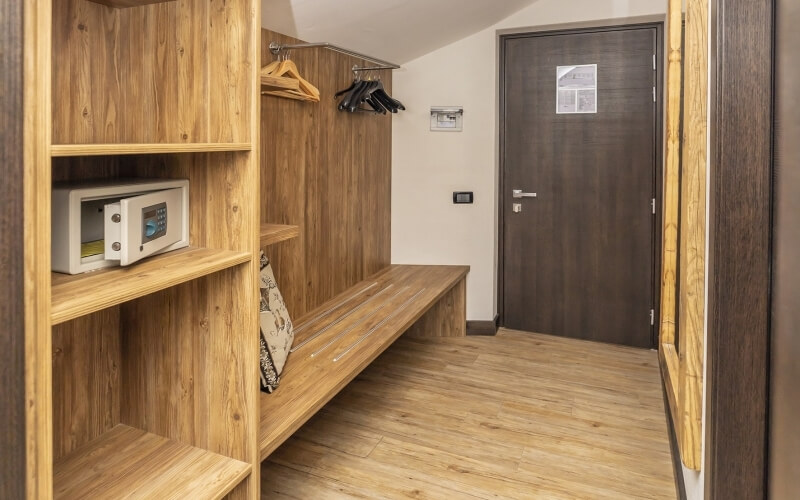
[260,224,300,246]
[54,425,250,500]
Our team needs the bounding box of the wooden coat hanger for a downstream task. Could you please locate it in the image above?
[260,56,320,102]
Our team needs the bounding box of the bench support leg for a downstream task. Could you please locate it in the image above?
[405,278,466,338]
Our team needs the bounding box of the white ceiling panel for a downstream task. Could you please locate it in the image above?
[262,0,540,64]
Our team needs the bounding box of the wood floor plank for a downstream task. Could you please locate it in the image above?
[261,329,676,499]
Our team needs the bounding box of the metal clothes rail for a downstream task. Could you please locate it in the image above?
[267,41,401,72]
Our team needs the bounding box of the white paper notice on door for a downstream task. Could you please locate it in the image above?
[556,64,597,114]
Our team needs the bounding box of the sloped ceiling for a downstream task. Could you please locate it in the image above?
[262,0,540,65]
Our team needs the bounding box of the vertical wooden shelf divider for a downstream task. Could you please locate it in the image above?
[24,0,262,498]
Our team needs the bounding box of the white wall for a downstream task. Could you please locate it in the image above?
[391,0,667,322]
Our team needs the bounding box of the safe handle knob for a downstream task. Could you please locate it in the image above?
[512,189,537,199]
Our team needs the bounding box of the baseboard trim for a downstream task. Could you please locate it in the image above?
[466,315,500,336]
[662,375,688,500]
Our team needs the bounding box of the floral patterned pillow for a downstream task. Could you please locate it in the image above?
[259,252,294,393]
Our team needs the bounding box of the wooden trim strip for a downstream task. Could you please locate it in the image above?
[659,0,682,347]
[50,142,252,157]
[24,0,53,497]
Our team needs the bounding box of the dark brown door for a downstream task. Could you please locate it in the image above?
[501,26,659,348]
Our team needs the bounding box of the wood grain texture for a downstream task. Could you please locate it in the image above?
[405,278,466,338]
[674,0,708,471]
[260,29,392,319]
[88,0,175,8]
[259,265,469,460]
[52,309,121,461]
[51,142,251,157]
[659,0,683,348]
[263,329,676,499]
[260,224,300,246]
[1,0,25,494]
[770,0,800,497]
[51,247,251,325]
[24,0,53,497]
[53,424,251,500]
[119,269,258,489]
[52,0,252,145]
[114,155,261,499]
[706,0,773,497]
[44,0,261,497]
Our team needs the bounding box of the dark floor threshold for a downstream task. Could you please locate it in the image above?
[662,379,688,500]
[466,314,500,336]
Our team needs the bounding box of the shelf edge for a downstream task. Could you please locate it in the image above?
[51,143,252,157]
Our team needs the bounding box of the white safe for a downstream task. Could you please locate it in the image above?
[52,179,190,274]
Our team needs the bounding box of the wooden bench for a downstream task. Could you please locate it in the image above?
[258,264,469,459]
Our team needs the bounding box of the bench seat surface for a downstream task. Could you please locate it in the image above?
[259,264,469,459]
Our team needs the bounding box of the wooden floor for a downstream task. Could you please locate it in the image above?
[261,329,677,499]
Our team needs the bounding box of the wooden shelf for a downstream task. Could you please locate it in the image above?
[51,142,252,157]
[88,0,176,8]
[51,247,251,325]
[260,224,300,246]
[54,425,250,500]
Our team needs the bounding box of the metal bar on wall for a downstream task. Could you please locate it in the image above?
[268,41,400,70]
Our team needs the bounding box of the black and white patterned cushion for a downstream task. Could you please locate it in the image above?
[259,252,294,393]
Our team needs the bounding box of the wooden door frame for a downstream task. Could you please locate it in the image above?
[705,0,773,497]
[0,0,26,497]
[497,21,664,348]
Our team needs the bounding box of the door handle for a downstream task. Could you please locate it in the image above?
[512,189,537,199]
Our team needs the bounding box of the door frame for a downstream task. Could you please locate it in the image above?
[705,0,773,497]
[497,20,665,348]
[0,0,27,496]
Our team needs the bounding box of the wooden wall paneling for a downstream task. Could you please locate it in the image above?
[659,0,682,348]
[260,29,392,319]
[24,0,53,497]
[51,310,121,461]
[672,0,708,471]
[51,0,251,145]
[260,30,315,318]
[177,0,209,144]
[361,69,393,277]
[119,280,208,444]
[51,0,116,145]
[405,279,467,338]
[1,0,26,494]
[299,34,333,309]
[207,0,252,143]
[706,0,773,497]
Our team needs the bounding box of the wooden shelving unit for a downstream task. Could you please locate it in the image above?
[51,142,252,157]
[53,425,250,499]
[51,247,251,325]
[260,223,300,246]
[23,0,262,497]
